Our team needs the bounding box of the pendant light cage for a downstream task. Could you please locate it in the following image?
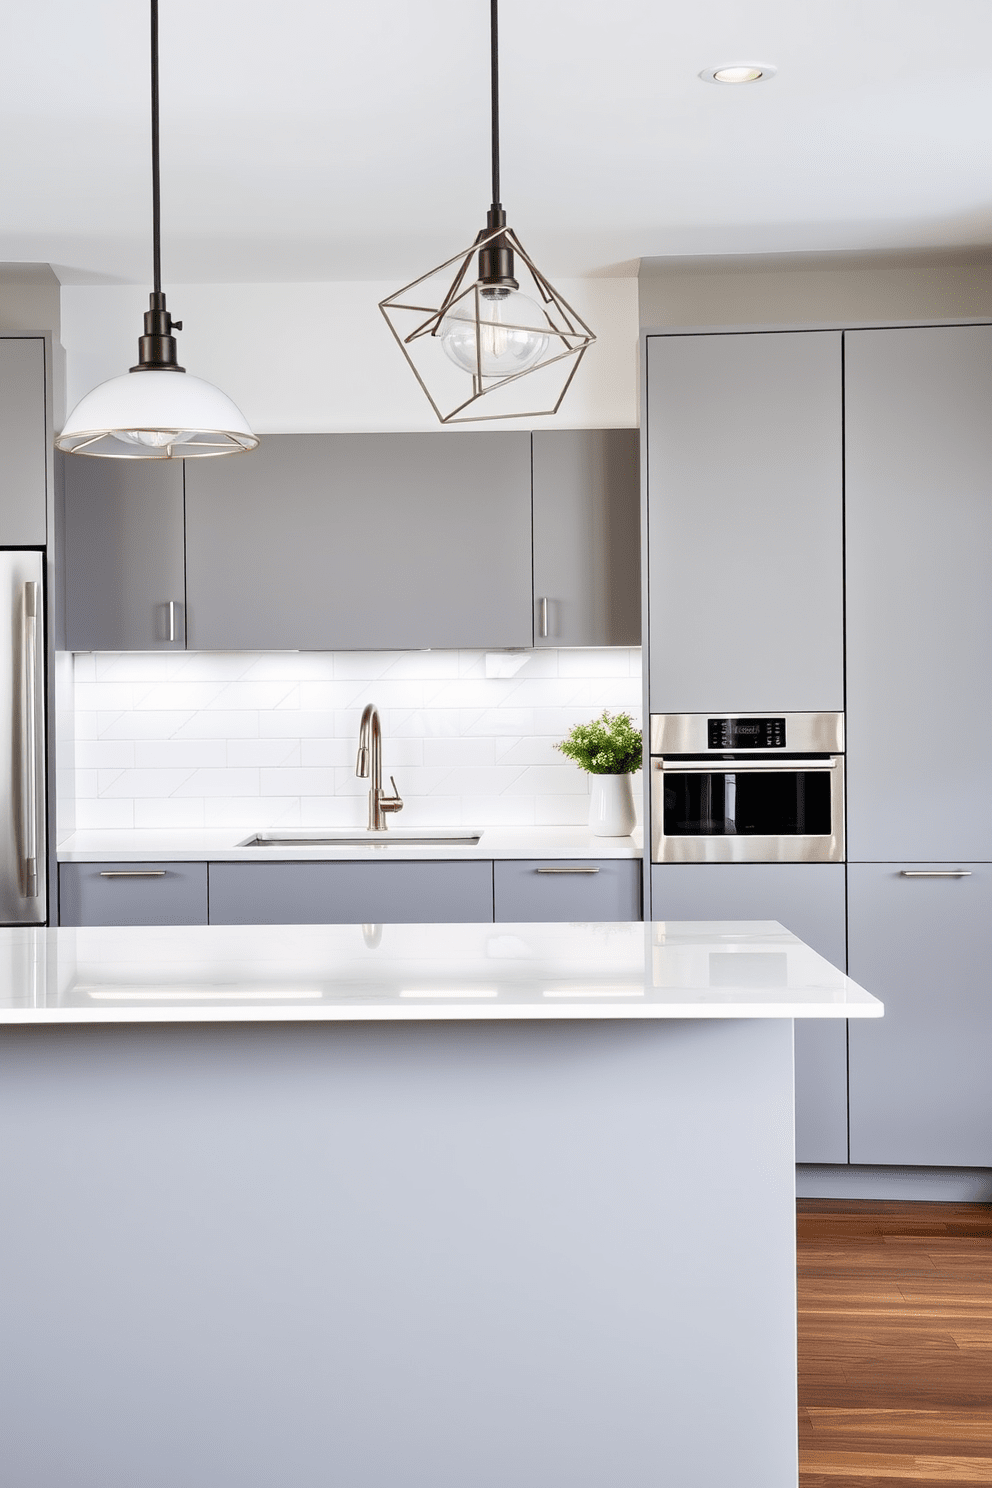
[379,226,595,424]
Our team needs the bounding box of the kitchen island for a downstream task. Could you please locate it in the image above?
[0,920,880,1488]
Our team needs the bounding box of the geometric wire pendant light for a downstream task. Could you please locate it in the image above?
[379,0,595,423]
[56,0,258,459]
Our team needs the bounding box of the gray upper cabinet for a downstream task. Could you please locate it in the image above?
[185,433,533,651]
[848,863,992,1166]
[62,457,186,651]
[532,429,640,647]
[0,337,47,545]
[845,326,992,862]
[645,331,843,713]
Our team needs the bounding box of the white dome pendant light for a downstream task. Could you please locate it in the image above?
[56,0,257,459]
[379,0,595,423]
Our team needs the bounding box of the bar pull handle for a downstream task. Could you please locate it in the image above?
[536,866,601,875]
[21,582,39,898]
[899,870,972,878]
[167,600,177,643]
[538,596,549,639]
[98,870,167,879]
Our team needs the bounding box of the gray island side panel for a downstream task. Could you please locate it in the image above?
[0,1017,798,1488]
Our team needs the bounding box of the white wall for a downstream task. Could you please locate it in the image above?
[638,250,992,330]
[61,277,639,433]
[72,647,642,832]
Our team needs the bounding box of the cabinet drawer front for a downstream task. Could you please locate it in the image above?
[59,863,208,927]
[207,861,494,925]
[494,860,642,923]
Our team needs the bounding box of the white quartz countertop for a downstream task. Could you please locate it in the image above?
[0,920,882,1024]
[56,825,643,864]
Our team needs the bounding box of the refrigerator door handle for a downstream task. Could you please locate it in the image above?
[21,581,39,898]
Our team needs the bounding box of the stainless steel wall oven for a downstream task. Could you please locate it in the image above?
[650,713,845,864]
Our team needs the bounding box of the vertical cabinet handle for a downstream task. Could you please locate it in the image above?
[21,582,39,898]
[538,596,549,638]
[167,599,177,643]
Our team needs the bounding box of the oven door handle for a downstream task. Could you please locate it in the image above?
[655,757,839,772]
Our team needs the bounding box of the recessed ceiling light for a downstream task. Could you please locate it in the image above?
[700,63,776,85]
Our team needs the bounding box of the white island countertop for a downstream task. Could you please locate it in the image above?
[55,824,643,863]
[0,920,882,1024]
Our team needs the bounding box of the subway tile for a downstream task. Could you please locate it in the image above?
[503,765,589,796]
[463,796,536,826]
[537,795,592,826]
[75,740,135,770]
[174,769,260,798]
[493,736,561,766]
[259,767,338,796]
[79,682,136,710]
[131,681,226,710]
[203,797,301,829]
[557,648,633,678]
[134,740,227,769]
[72,654,96,683]
[74,769,99,799]
[98,710,194,739]
[101,768,196,798]
[134,799,206,829]
[422,737,496,767]
[392,796,461,826]
[299,739,353,768]
[430,766,524,795]
[299,797,366,828]
[93,653,187,681]
[462,708,537,737]
[227,739,301,767]
[176,711,260,739]
[243,653,335,681]
[75,799,135,829]
[299,681,384,712]
[331,651,405,679]
[259,709,334,738]
[212,681,300,710]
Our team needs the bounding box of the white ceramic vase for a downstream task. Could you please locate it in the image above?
[588,773,636,837]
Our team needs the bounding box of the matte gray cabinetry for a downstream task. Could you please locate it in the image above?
[185,433,533,650]
[494,859,642,922]
[532,430,640,647]
[59,863,207,926]
[645,331,843,713]
[651,863,848,1163]
[0,338,47,544]
[848,864,992,1166]
[62,458,186,651]
[208,861,494,925]
[845,326,992,861]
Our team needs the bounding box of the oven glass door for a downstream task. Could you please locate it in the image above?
[651,758,845,863]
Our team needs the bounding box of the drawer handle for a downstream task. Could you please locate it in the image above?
[536,866,600,875]
[98,871,167,879]
[899,870,972,878]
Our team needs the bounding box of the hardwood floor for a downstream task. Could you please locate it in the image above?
[798,1199,992,1487]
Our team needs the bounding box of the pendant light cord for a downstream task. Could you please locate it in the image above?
[150,0,162,297]
[490,0,500,211]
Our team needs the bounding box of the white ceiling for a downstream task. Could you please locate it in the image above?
[4,0,992,285]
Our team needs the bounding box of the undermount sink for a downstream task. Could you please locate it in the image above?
[238,828,484,848]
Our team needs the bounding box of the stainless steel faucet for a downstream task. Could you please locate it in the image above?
[356,703,403,831]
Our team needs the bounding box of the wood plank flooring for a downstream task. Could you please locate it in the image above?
[798,1199,992,1488]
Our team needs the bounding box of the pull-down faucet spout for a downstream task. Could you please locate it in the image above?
[356,703,403,832]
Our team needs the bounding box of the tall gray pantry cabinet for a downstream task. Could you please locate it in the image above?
[644,330,848,1163]
[844,325,992,1166]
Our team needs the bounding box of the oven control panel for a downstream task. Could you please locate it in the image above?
[707,717,786,749]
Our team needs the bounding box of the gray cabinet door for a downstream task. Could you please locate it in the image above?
[848,863,992,1166]
[62,457,186,650]
[185,433,533,650]
[208,861,494,925]
[60,863,207,926]
[0,338,47,545]
[494,859,642,922]
[651,862,848,1163]
[845,327,992,862]
[645,331,843,713]
[532,430,640,647]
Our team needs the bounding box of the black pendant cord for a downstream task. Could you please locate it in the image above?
[490,0,500,212]
[150,0,162,297]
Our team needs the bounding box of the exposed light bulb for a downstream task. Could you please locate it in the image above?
[113,428,197,449]
[439,288,549,378]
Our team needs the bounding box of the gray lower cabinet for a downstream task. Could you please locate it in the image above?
[848,863,992,1167]
[61,457,186,651]
[645,330,844,713]
[494,859,641,922]
[59,863,208,926]
[650,863,848,1163]
[185,433,533,650]
[532,430,640,647]
[845,326,992,862]
[0,337,47,545]
[208,861,494,925]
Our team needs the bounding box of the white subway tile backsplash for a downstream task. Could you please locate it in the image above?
[73,648,642,828]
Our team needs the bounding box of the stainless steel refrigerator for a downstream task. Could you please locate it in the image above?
[0,552,46,924]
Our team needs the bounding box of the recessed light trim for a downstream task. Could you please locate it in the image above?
[699,63,776,85]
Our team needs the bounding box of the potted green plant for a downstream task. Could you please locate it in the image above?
[555,710,642,836]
